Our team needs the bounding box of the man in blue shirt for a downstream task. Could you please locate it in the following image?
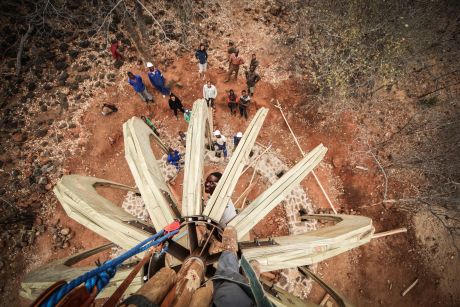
[195,43,208,80]
[147,62,170,97]
[167,148,181,170]
[127,72,153,103]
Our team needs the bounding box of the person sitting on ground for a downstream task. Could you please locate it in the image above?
[101,103,118,116]
[249,53,259,72]
[227,89,238,115]
[110,39,123,60]
[225,50,245,82]
[184,109,192,123]
[168,93,186,119]
[203,80,218,108]
[141,116,160,136]
[239,90,251,119]
[195,43,208,80]
[213,130,228,159]
[245,67,261,97]
[167,147,181,170]
[128,72,153,103]
[233,132,243,149]
[147,62,170,97]
[179,131,187,147]
[204,172,237,224]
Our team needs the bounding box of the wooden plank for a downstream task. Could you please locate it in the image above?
[182,99,209,216]
[229,144,327,239]
[124,117,178,229]
[128,268,176,305]
[203,108,268,221]
[241,214,374,272]
[401,278,418,296]
[372,227,407,239]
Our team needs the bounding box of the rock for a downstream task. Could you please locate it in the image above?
[38,177,48,185]
[175,82,184,88]
[12,132,27,142]
[69,50,79,58]
[60,228,70,236]
[58,122,67,129]
[54,60,68,71]
[62,242,70,249]
[114,59,124,69]
[76,65,91,72]
[68,122,76,129]
[58,93,68,109]
[58,71,69,82]
[27,82,36,91]
[79,40,90,48]
[40,105,47,112]
[69,82,79,90]
[107,73,116,82]
[35,128,48,138]
[59,43,69,52]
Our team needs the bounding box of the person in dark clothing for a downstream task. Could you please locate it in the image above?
[167,147,181,170]
[233,132,243,149]
[168,93,185,119]
[147,62,170,97]
[245,68,261,97]
[239,90,251,119]
[227,89,238,115]
[195,43,208,79]
[249,53,259,71]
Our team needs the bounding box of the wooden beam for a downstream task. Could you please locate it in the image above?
[372,227,407,239]
[203,108,268,222]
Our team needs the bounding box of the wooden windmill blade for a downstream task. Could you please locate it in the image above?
[182,99,210,217]
[203,107,268,222]
[54,175,152,250]
[124,117,179,229]
[241,214,374,272]
[229,144,327,240]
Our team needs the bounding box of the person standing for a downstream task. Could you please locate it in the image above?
[227,90,238,115]
[245,68,261,97]
[233,132,243,149]
[184,109,192,123]
[225,50,245,82]
[127,72,153,103]
[147,62,170,97]
[168,93,186,119]
[227,41,238,70]
[213,130,228,159]
[249,53,259,71]
[203,80,218,108]
[238,90,251,119]
[110,39,123,60]
[195,43,208,80]
[167,148,181,170]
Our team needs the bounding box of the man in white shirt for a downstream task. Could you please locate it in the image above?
[204,172,237,225]
[203,80,218,109]
[213,130,228,158]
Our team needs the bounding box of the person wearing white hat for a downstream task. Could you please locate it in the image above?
[213,130,228,158]
[233,132,243,149]
[147,62,170,97]
[184,109,192,123]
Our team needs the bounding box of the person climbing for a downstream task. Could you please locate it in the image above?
[168,93,186,119]
[204,172,237,224]
[239,90,251,119]
[141,116,160,136]
[101,103,118,116]
[110,39,123,60]
[213,130,228,159]
[227,89,238,115]
[203,80,218,108]
[127,72,153,103]
[167,148,181,170]
[147,62,170,97]
[184,109,192,123]
[233,132,243,149]
[245,67,261,97]
[249,53,259,72]
[195,43,208,80]
[225,50,245,82]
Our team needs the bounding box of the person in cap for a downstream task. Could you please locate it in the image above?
[233,132,243,149]
[147,62,170,97]
[213,130,228,158]
[203,80,218,108]
[195,43,208,80]
[238,90,250,119]
[184,109,192,123]
[168,93,186,119]
[127,72,153,103]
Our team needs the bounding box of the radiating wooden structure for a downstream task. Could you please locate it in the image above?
[21,100,374,304]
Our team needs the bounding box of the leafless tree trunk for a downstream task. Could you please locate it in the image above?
[16,24,33,76]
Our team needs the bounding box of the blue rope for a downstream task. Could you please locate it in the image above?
[41,229,179,307]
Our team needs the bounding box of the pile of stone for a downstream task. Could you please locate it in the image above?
[48,220,73,250]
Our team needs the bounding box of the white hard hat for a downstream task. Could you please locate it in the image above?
[213,130,221,136]
[146,62,154,68]
[236,132,243,138]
